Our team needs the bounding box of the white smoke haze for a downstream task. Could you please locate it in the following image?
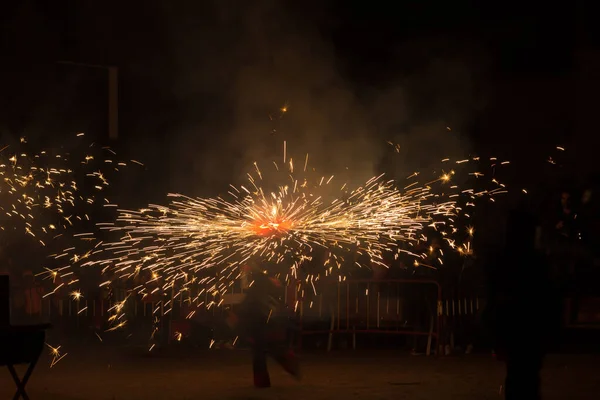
[158,1,491,197]
[1,1,492,199]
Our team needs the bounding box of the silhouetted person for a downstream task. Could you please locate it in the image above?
[554,191,578,244]
[485,208,561,400]
[229,266,300,388]
[579,187,598,253]
[551,190,579,299]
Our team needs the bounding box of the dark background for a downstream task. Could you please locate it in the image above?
[1,1,598,212]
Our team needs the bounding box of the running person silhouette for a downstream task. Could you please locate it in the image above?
[228,263,301,388]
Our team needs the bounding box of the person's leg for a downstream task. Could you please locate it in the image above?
[504,353,543,400]
[265,323,301,379]
[270,343,301,379]
[252,336,271,388]
[504,359,517,399]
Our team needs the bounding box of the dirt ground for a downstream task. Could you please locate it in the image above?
[1,348,599,400]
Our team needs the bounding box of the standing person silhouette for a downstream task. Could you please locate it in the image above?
[228,262,300,388]
[485,208,561,399]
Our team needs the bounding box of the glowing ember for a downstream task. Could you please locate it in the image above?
[0,133,137,245]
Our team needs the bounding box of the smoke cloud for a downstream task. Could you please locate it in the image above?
[1,1,491,200]
[154,1,491,197]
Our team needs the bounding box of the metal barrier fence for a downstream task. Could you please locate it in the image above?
[11,279,454,354]
[296,279,442,355]
[439,290,482,354]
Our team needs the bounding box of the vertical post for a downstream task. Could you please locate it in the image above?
[108,67,119,140]
[366,282,370,330]
[426,315,434,356]
[437,283,443,357]
[346,282,350,330]
[0,275,9,327]
[57,61,119,141]
[377,291,380,328]
[327,304,335,352]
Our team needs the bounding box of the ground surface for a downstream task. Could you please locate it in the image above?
[1,347,599,400]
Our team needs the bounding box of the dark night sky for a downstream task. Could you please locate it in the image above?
[0,1,597,203]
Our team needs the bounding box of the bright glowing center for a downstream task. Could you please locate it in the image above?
[250,204,292,236]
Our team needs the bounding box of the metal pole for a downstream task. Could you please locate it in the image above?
[0,275,9,328]
[57,61,118,140]
[108,67,119,140]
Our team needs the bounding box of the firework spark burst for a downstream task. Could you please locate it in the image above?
[57,144,507,320]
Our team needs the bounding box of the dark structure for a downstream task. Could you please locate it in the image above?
[485,207,562,400]
[0,275,51,400]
